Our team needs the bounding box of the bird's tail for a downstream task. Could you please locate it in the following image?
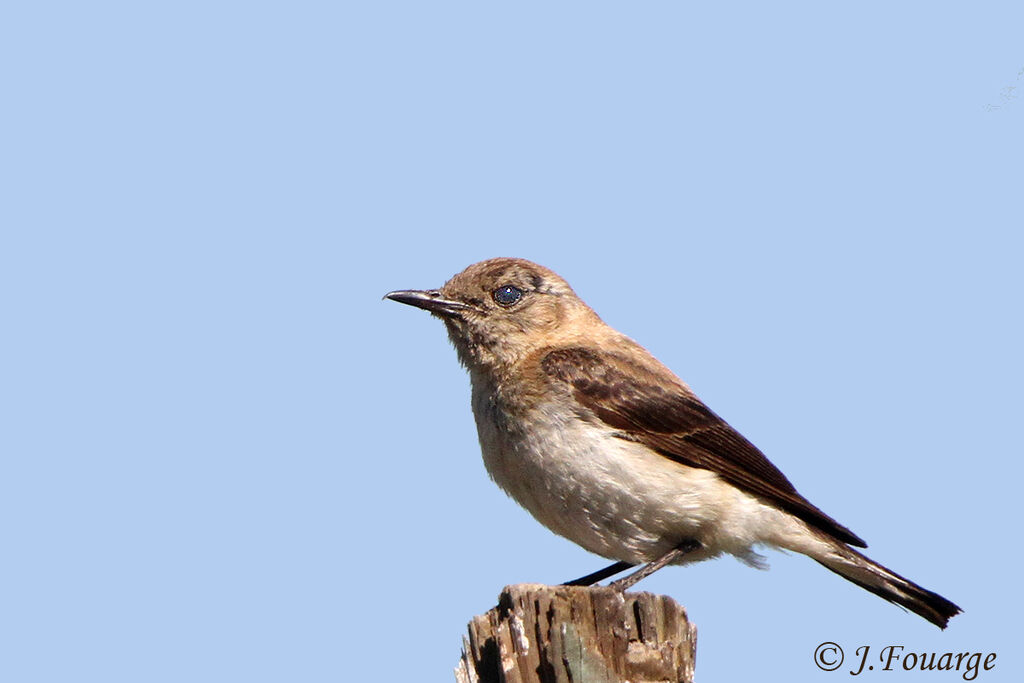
[816,544,961,629]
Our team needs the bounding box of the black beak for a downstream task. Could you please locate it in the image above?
[384,289,471,317]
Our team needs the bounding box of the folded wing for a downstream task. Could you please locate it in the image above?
[541,347,866,548]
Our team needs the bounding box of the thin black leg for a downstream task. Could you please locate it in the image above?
[610,540,701,591]
[562,560,635,586]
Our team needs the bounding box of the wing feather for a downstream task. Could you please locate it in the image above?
[541,347,866,548]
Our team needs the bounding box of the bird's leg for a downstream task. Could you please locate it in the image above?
[561,560,635,586]
[609,539,701,592]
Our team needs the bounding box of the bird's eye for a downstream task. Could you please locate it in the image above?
[493,284,523,307]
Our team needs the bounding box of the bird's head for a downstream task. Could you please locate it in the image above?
[386,258,601,373]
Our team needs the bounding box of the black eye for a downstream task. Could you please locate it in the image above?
[493,284,523,307]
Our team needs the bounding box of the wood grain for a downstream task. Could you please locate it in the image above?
[455,584,696,683]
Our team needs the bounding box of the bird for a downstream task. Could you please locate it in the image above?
[384,257,961,628]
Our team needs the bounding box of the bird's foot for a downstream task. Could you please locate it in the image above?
[609,540,701,591]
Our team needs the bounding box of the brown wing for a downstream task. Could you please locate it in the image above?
[541,347,866,548]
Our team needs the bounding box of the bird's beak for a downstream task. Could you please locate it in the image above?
[384,289,471,317]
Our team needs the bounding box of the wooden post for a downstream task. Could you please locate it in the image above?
[455,584,696,683]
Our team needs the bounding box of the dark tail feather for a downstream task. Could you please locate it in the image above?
[817,546,961,629]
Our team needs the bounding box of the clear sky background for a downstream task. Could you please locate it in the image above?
[3,2,1022,681]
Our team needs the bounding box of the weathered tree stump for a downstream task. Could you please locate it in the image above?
[455,584,696,683]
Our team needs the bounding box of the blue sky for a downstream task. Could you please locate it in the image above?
[3,2,1022,681]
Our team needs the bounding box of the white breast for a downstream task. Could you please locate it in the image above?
[469,379,831,568]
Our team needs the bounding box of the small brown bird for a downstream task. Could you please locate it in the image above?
[385,257,961,628]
